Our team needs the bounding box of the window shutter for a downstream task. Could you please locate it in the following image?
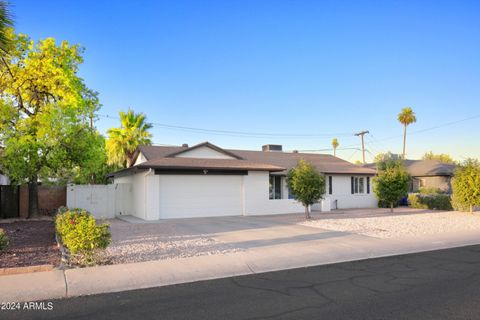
[367,177,370,194]
[351,176,354,194]
[329,176,333,195]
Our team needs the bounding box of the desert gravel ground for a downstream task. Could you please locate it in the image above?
[300,208,480,239]
[105,219,242,264]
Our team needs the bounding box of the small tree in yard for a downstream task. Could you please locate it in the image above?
[451,159,480,213]
[373,160,411,212]
[287,159,325,219]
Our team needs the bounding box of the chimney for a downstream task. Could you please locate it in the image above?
[262,144,283,152]
[182,143,189,148]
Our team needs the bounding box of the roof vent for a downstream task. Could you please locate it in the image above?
[182,143,189,148]
[262,144,283,152]
[292,150,299,153]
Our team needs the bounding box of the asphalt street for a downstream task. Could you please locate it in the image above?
[4,245,480,320]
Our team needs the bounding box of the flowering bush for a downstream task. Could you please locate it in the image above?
[55,208,111,266]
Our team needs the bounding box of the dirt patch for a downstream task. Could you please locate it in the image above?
[0,220,61,268]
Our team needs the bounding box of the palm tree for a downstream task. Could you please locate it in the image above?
[397,107,417,159]
[0,1,13,55]
[106,109,153,168]
[331,138,339,157]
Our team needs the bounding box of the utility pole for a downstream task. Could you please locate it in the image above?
[355,130,369,164]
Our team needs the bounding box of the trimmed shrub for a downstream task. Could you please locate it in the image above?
[0,229,9,252]
[373,160,411,212]
[418,187,444,195]
[408,193,453,211]
[55,209,111,266]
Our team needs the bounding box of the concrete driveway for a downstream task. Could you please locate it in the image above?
[106,213,365,264]
[107,208,480,264]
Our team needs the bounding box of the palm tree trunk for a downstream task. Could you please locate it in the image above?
[390,202,394,213]
[402,124,407,159]
[334,147,336,157]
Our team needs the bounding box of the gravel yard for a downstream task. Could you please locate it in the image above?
[106,219,242,264]
[0,219,61,268]
[301,208,480,239]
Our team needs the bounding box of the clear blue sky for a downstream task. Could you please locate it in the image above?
[12,0,480,162]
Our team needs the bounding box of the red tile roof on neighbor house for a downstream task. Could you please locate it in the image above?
[124,142,376,176]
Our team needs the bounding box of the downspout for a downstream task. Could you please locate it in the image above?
[144,169,153,219]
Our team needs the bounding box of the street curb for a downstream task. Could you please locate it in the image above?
[0,264,55,276]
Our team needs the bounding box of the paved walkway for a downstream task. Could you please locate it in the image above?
[1,225,480,302]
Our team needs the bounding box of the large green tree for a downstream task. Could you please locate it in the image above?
[373,159,411,212]
[451,159,480,213]
[397,107,416,159]
[286,159,325,219]
[106,109,152,168]
[0,1,12,55]
[0,30,100,217]
[71,131,117,185]
[422,151,456,164]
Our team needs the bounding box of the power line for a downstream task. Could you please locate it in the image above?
[371,114,480,143]
[97,114,354,138]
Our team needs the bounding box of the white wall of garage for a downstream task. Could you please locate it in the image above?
[158,175,243,218]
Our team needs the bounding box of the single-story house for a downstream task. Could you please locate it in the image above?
[364,160,456,193]
[106,142,377,220]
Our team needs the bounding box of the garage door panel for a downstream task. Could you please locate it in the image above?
[159,175,242,218]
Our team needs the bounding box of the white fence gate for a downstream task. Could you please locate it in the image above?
[66,184,132,219]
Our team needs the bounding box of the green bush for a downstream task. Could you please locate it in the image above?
[0,229,9,252]
[418,187,444,195]
[55,209,111,265]
[451,159,480,212]
[408,193,453,211]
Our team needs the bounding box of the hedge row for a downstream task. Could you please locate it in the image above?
[408,193,453,211]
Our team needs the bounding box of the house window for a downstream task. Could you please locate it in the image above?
[288,186,295,199]
[328,176,333,195]
[419,178,426,188]
[351,176,366,194]
[269,176,282,199]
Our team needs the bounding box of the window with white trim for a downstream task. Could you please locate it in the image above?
[269,176,282,199]
[351,176,368,194]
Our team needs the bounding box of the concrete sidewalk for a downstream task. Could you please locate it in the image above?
[1,229,480,302]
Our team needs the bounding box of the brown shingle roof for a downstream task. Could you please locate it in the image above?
[364,160,455,177]
[135,157,283,171]
[230,149,375,175]
[132,144,375,175]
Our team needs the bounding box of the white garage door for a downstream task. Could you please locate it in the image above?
[158,175,243,219]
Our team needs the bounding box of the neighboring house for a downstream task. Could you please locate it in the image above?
[364,160,456,193]
[107,142,377,220]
